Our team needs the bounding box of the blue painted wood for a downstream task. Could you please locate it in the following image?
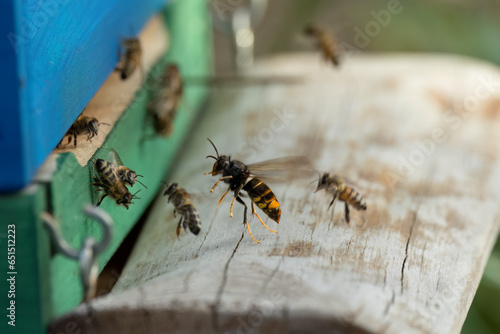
[0,2,23,192]
[0,0,168,192]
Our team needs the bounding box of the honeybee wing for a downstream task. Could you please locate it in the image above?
[247,156,316,183]
[162,184,212,207]
[108,148,124,168]
[185,192,212,207]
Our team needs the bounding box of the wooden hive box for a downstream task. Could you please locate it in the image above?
[0,0,212,333]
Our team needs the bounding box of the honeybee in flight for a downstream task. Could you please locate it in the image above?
[116,37,142,80]
[163,183,201,237]
[108,148,147,189]
[91,158,140,209]
[314,173,367,223]
[148,64,183,137]
[58,115,110,148]
[205,138,312,243]
[304,24,340,66]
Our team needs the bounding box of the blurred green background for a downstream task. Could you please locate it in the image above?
[211,1,500,332]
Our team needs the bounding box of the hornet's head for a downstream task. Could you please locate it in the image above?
[204,138,230,176]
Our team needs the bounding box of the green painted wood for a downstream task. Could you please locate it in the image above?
[49,0,212,317]
[0,186,50,334]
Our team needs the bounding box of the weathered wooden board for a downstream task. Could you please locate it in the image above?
[51,53,500,333]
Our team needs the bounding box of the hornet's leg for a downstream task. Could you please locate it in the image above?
[73,130,78,147]
[206,176,232,192]
[229,185,244,217]
[218,188,230,206]
[344,202,350,224]
[251,202,277,233]
[235,196,260,244]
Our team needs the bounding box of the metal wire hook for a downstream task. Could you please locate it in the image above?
[41,205,113,302]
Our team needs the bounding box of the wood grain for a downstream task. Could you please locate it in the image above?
[51,53,500,333]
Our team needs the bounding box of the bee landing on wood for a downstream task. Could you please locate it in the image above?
[148,64,183,137]
[304,24,340,67]
[116,37,143,80]
[58,115,110,148]
[204,138,313,243]
[314,173,367,223]
[90,157,141,209]
[163,183,201,237]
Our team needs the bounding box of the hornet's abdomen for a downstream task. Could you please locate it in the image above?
[243,178,281,224]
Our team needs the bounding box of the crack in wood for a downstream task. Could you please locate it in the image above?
[419,242,427,276]
[194,205,221,258]
[256,258,283,300]
[400,208,418,295]
[383,290,396,316]
[436,266,442,291]
[383,265,388,287]
[400,168,435,295]
[182,269,195,294]
[211,232,244,332]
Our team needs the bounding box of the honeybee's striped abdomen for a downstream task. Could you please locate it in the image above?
[340,187,367,211]
[180,205,201,235]
[95,160,118,184]
[243,178,281,223]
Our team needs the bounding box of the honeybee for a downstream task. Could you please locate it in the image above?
[58,115,109,148]
[116,37,142,80]
[91,158,140,209]
[205,138,312,243]
[314,173,367,223]
[304,24,340,66]
[108,148,147,189]
[163,183,201,237]
[148,64,183,137]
